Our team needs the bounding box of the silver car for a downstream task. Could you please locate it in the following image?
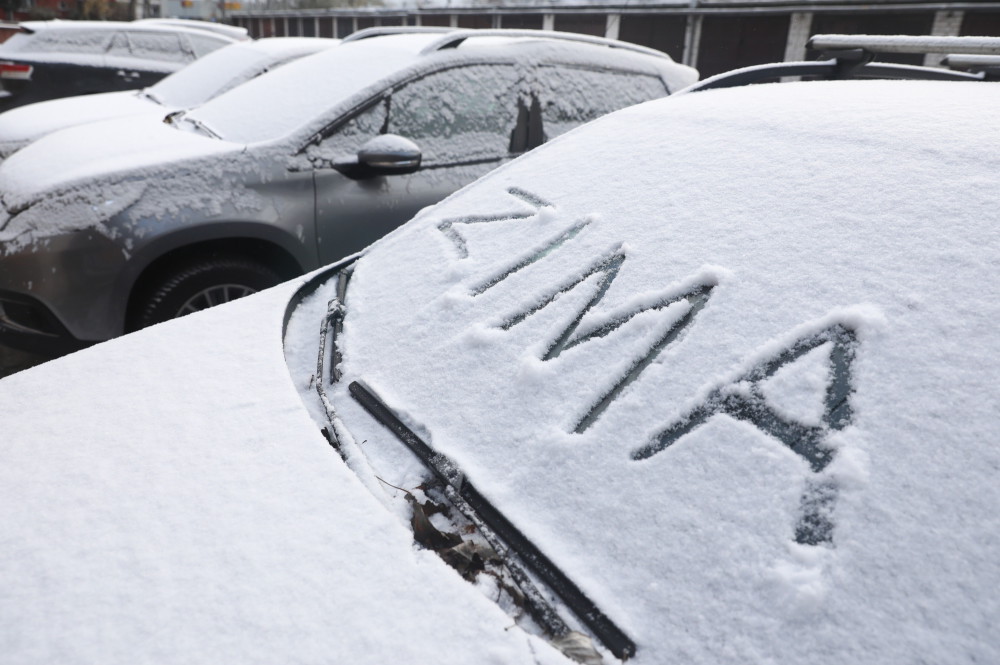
[0,28,697,355]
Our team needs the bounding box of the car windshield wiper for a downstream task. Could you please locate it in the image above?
[295,265,634,660]
[348,380,636,661]
[164,110,222,140]
[140,88,162,105]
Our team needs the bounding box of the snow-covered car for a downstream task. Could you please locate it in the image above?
[0,19,245,112]
[1,74,997,663]
[0,28,696,355]
[0,37,338,160]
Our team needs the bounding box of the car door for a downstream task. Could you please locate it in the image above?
[311,63,523,265]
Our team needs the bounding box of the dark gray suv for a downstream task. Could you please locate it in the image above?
[0,28,697,354]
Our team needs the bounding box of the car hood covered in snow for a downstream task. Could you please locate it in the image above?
[0,278,569,665]
[0,90,160,157]
[0,115,241,212]
[302,79,1000,663]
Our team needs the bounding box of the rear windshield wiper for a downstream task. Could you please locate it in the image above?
[300,265,635,660]
[348,380,636,661]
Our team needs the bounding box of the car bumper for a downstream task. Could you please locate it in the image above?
[0,230,128,351]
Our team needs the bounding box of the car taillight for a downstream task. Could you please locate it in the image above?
[0,62,32,80]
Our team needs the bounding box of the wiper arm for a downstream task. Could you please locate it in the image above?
[349,380,636,661]
[141,88,162,105]
[297,265,634,658]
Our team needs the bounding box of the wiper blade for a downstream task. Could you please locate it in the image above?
[349,380,636,661]
[141,88,162,104]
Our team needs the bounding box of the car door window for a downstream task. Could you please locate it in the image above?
[386,64,520,167]
[305,97,389,167]
[186,33,226,58]
[105,32,132,58]
[537,65,668,140]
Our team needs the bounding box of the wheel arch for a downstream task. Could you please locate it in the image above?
[120,223,315,332]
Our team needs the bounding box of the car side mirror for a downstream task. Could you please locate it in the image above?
[334,134,422,179]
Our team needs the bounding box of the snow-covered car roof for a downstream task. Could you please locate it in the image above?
[1,77,996,663]
[135,17,249,41]
[184,31,695,146]
[16,18,242,38]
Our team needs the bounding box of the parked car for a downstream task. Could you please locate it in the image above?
[1,61,996,664]
[0,19,246,112]
[0,37,338,160]
[0,28,697,355]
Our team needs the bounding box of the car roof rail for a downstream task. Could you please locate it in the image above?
[941,53,1000,78]
[416,29,671,59]
[808,34,1000,57]
[341,26,457,43]
[677,58,983,95]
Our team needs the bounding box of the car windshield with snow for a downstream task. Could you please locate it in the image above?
[0,37,337,160]
[282,78,1000,663]
[0,29,695,356]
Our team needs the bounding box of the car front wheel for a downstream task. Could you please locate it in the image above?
[131,255,281,330]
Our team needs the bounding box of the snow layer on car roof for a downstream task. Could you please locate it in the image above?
[330,80,1000,662]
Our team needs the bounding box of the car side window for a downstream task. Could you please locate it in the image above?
[386,64,520,167]
[106,32,132,58]
[305,98,389,167]
[536,65,668,140]
[126,32,190,63]
[186,34,227,58]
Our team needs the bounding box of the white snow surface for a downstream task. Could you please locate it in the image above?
[0,91,158,155]
[0,277,569,665]
[312,80,1000,663]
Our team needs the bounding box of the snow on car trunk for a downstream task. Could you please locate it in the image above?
[325,80,1000,662]
[0,279,566,665]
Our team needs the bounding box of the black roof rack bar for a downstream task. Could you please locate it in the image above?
[678,59,982,95]
[809,34,1000,56]
[418,28,670,59]
[341,26,457,43]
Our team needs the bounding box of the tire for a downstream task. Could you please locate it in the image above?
[130,255,282,330]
